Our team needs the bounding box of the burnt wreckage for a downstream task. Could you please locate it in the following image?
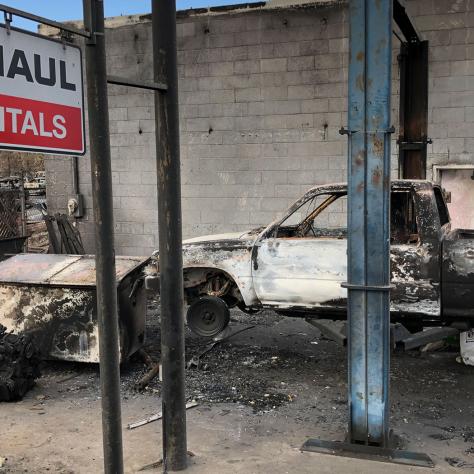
[0,254,149,363]
[148,180,474,337]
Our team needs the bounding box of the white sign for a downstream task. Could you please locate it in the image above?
[0,25,85,155]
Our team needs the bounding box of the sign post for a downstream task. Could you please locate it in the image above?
[0,25,85,155]
[0,5,122,472]
[82,0,124,472]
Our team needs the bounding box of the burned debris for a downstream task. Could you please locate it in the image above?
[0,254,149,363]
[0,324,40,402]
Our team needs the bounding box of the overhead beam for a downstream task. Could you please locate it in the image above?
[393,0,419,43]
[0,3,90,38]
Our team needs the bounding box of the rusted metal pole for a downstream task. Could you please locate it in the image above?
[152,0,187,471]
[83,1,124,472]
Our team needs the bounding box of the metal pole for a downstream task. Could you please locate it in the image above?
[152,0,187,471]
[346,0,392,446]
[19,170,27,251]
[83,1,124,472]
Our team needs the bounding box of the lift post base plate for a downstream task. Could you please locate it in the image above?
[301,438,434,468]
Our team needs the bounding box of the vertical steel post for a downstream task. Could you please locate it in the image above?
[19,170,27,251]
[83,1,124,472]
[346,0,392,446]
[152,0,188,471]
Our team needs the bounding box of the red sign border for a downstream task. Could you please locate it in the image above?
[0,24,86,156]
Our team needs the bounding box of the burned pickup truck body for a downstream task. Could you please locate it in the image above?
[173,180,474,336]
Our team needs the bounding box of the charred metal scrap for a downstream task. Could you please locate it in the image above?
[0,254,150,363]
[0,324,41,402]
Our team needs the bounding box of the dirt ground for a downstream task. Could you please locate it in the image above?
[1,300,473,473]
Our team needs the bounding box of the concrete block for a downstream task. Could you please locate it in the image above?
[432,107,465,123]
[273,42,300,58]
[234,59,261,75]
[264,100,301,115]
[261,58,288,73]
[127,106,153,120]
[221,46,248,61]
[210,89,235,103]
[261,86,288,100]
[109,107,128,121]
[209,61,234,76]
[288,55,315,71]
[247,43,275,59]
[288,85,315,99]
[301,98,329,113]
[235,88,261,102]
[184,63,209,78]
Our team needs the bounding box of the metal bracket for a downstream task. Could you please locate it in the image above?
[3,10,11,34]
[339,127,357,136]
[341,282,393,292]
[60,29,74,48]
[301,438,434,468]
[340,126,395,135]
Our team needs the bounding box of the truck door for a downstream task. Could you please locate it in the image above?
[252,192,348,309]
[390,188,440,321]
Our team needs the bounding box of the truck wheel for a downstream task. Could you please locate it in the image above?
[186,296,230,338]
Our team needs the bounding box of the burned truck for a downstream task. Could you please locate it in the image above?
[152,180,474,337]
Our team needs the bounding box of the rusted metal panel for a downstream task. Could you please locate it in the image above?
[0,254,149,363]
[0,254,146,286]
[0,254,82,284]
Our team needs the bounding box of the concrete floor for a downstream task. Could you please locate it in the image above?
[0,315,473,473]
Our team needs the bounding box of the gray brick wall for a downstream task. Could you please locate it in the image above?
[44,1,474,256]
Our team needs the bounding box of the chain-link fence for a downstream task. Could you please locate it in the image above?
[25,192,47,223]
[0,189,22,239]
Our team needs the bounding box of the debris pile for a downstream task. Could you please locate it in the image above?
[0,325,41,401]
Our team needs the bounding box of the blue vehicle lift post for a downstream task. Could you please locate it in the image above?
[302,0,433,466]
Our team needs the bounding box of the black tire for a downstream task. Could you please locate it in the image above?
[186,296,230,338]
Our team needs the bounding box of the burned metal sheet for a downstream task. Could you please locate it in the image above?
[0,254,149,363]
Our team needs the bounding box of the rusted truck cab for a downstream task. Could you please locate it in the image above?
[174,180,474,337]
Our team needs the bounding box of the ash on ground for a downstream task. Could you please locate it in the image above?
[126,297,309,412]
[40,295,474,444]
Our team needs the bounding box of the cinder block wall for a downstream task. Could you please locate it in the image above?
[45,0,472,256]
